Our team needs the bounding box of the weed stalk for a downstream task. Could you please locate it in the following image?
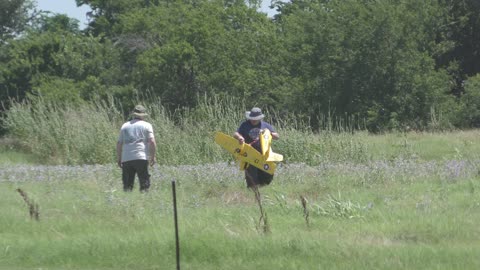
[16,188,40,221]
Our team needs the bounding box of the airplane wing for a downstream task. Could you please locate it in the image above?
[214,132,277,175]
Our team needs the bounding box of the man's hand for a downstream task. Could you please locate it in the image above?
[148,137,157,167]
[234,132,245,144]
[116,141,123,168]
[149,157,156,167]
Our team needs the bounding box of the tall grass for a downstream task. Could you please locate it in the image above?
[3,96,480,165]
[3,98,122,164]
[0,138,37,164]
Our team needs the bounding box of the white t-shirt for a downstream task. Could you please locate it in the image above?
[118,119,154,162]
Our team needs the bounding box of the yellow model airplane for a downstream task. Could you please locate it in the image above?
[214,129,283,175]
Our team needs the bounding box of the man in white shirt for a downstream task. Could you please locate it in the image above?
[116,105,157,192]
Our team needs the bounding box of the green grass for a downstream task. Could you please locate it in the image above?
[0,150,37,164]
[0,138,38,165]
[366,130,480,161]
[2,99,480,269]
[1,155,480,269]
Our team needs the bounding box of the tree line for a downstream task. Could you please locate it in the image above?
[1,0,480,133]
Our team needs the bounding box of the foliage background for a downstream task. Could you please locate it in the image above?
[2,3,480,269]
[2,0,480,137]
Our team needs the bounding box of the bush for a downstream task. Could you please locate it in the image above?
[458,74,480,127]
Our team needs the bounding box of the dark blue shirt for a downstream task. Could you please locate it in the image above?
[237,120,275,151]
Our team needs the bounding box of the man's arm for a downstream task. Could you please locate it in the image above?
[271,132,280,140]
[148,137,157,166]
[116,141,123,168]
[233,131,245,144]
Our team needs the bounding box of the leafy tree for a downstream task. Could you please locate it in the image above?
[113,0,291,109]
[75,0,149,37]
[435,0,480,97]
[457,74,480,127]
[38,14,81,34]
[0,0,35,42]
[276,0,454,130]
[0,27,126,104]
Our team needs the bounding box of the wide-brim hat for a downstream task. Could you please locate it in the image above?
[132,105,148,118]
[245,107,264,120]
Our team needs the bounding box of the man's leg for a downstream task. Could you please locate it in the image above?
[134,160,151,192]
[245,165,258,188]
[257,170,273,186]
[122,161,136,191]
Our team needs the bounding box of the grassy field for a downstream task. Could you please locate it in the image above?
[1,131,480,269]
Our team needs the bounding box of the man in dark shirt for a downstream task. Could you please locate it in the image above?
[233,107,280,187]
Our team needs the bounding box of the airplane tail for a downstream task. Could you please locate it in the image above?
[260,129,283,162]
[259,129,271,156]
